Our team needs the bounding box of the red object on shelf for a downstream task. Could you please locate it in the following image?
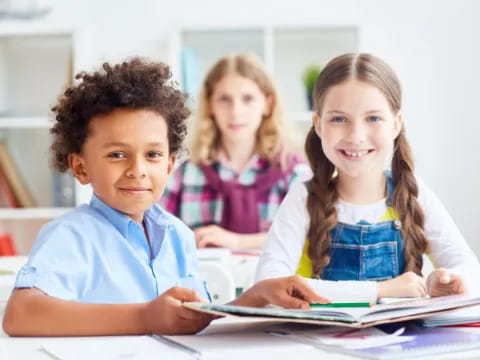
[0,233,17,256]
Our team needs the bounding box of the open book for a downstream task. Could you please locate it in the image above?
[184,294,480,328]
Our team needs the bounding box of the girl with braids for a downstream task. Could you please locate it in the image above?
[256,53,480,302]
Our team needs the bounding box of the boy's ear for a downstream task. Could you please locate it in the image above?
[393,111,403,138]
[167,154,176,175]
[68,153,90,185]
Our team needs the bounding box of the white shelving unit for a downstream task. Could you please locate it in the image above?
[171,26,358,136]
[0,21,92,254]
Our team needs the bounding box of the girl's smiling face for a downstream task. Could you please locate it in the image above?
[314,79,402,179]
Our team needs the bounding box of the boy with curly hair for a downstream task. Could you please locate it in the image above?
[3,58,327,336]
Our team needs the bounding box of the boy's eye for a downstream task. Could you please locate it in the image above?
[108,152,126,159]
[331,116,346,123]
[218,95,230,103]
[368,115,382,122]
[147,151,163,159]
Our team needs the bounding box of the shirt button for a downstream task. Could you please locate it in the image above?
[393,220,402,230]
[167,224,174,231]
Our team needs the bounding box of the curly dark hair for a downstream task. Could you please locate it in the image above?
[50,57,190,172]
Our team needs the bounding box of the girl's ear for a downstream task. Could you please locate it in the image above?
[313,112,322,138]
[68,153,90,185]
[393,111,403,138]
[264,95,274,117]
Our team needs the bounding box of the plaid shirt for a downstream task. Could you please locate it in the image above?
[161,154,311,232]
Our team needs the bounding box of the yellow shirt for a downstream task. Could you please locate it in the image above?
[296,207,400,278]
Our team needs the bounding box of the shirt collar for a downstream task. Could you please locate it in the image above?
[89,194,172,238]
[89,194,138,238]
[216,152,261,173]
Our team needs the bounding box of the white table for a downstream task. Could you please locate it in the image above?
[3,313,480,360]
[3,256,480,359]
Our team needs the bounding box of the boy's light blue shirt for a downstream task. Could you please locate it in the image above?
[15,194,209,303]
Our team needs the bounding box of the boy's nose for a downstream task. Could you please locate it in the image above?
[126,159,147,178]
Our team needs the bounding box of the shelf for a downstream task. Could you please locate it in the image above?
[0,20,72,37]
[289,111,314,123]
[0,207,73,220]
[0,116,52,128]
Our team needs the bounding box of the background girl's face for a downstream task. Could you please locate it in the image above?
[314,79,402,179]
[209,73,271,145]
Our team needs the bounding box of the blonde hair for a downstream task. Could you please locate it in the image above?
[189,52,289,164]
[305,53,427,278]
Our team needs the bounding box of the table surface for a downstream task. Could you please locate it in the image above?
[2,256,480,360]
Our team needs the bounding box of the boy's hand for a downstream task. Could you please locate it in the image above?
[195,225,240,249]
[427,268,466,297]
[141,287,214,335]
[233,275,330,309]
[377,271,427,299]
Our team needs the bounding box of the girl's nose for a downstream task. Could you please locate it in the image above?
[346,122,367,144]
[231,98,244,115]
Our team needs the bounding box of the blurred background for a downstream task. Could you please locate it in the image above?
[0,0,479,259]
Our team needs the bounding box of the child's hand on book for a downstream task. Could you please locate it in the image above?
[141,286,214,335]
[232,275,331,309]
[427,268,466,297]
[195,225,240,249]
[377,271,427,299]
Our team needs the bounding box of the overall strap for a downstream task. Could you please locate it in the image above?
[385,170,395,207]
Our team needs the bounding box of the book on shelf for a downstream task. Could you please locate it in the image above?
[0,232,16,256]
[0,167,18,208]
[0,142,35,207]
[184,294,480,328]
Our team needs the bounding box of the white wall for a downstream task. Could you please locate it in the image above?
[46,0,480,256]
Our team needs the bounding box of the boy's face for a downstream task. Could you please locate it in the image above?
[69,109,175,223]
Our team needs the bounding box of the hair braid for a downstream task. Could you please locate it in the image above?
[305,128,338,278]
[391,130,428,274]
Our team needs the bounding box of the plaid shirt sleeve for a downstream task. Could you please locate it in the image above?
[284,153,312,185]
[159,162,185,216]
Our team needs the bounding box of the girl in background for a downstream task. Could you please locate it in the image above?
[162,52,310,250]
[256,53,480,302]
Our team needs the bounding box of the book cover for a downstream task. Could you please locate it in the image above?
[268,322,480,360]
[421,304,480,327]
[185,294,480,328]
[0,142,35,207]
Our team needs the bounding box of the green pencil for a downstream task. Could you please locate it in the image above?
[0,269,15,275]
[310,302,371,308]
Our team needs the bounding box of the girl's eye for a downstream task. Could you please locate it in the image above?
[147,151,162,159]
[242,94,253,103]
[218,95,230,103]
[331,116,346,123]
[108,152,125,159]
[368,115,382,122]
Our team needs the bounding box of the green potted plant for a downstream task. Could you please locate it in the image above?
[302,64,323,110]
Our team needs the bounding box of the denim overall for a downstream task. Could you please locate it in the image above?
[297,173,405,281]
